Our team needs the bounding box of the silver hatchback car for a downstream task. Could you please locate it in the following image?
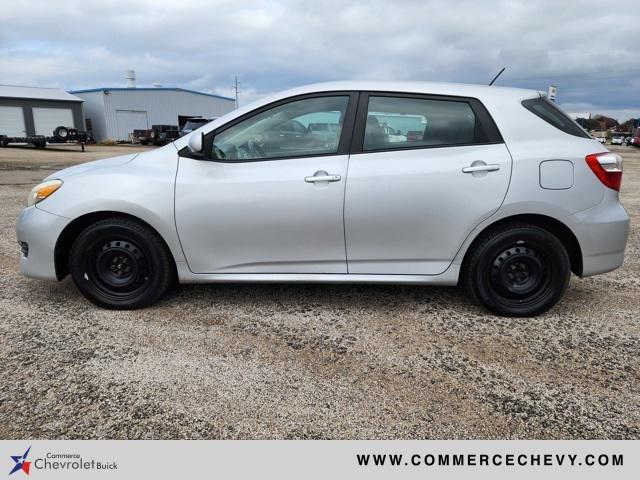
[17,81,629,316]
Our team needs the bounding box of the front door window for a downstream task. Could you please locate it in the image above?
[210,96,350,161]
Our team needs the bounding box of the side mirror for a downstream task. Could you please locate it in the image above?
[187,132,204,155]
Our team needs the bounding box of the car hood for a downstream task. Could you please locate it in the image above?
[44,153,138,181]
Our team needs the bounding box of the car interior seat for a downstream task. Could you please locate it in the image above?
[365,116,388,149]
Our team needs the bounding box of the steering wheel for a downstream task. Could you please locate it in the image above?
[233,146,251,160]
[247,134,267,157]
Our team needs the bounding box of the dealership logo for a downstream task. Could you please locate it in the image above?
[8,447,118,475]
[8,446,31,476]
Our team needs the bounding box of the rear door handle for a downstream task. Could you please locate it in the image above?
[305,174,341,183]
[462,164,500,173]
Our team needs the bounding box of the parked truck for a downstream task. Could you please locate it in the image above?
[132,125,180,146]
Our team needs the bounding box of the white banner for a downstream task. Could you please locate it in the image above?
[2,440,638,479]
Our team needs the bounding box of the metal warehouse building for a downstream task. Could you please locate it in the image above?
[0,85,84,138]
[70,87,236,142]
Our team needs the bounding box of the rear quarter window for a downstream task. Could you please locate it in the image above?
[522,97,590,138]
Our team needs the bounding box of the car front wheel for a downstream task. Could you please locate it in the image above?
[69,217,174,309]
[463,223,570,317]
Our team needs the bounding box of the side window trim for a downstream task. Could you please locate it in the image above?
[193,91,360,163]
[350,91,503,154]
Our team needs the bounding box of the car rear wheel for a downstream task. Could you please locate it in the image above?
[69,217,174,309]
[463,223,570,317]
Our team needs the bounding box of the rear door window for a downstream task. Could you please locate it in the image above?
[362,96,496,151]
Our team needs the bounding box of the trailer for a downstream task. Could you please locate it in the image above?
[0,125,91,150]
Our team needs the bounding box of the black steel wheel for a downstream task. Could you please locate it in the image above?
[69,217,174,309]
[463,223,570,317]
[90,238,149,299]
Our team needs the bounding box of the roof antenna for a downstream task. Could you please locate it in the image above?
[489,67,506,86]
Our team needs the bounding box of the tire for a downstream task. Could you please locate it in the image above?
[69,217,174,309]
[140,140,149,146]
[462,223,570,317]
[53,126,69,140]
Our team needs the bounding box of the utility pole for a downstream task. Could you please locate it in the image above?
[232,75,240,108]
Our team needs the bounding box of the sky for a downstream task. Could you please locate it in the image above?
[1,0,639,121]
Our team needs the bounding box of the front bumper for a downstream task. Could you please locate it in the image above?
[566,189,630,277]
[16,206,70,281]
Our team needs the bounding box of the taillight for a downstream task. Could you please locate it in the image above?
[585,152,623,191]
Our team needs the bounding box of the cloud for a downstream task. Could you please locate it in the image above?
[1,0,638,119]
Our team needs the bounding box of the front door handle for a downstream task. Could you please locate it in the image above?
[305,174,341,183]
[462,163,500,173]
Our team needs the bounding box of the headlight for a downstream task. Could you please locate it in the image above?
[28,179,63,207]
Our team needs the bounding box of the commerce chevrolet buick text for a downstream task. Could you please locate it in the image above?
[17,81,629,316]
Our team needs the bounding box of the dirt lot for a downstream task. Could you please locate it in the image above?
[0,143,638,439]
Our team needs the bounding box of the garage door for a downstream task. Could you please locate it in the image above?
[33,107,74,136]
[0,106,26,137]
[115,110,148,141]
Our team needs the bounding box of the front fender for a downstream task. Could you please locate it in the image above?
[36,147,185,264]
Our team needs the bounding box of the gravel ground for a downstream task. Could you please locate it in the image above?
[0,144,638,439]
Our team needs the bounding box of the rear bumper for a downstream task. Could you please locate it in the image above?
[16,206,70,281]
[565,189,630,277]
